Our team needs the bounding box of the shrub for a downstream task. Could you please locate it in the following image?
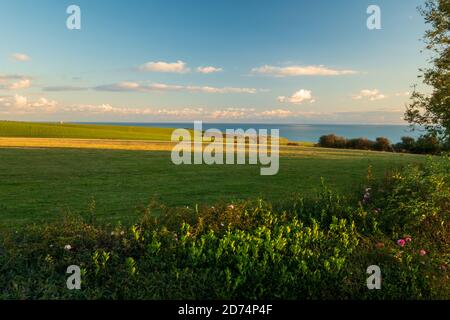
[318,133,449,155]
[0,157,448,299]
[318,134,347,148]
[346,138,375,150]
[394,135,448,155]
[318,135,397,152]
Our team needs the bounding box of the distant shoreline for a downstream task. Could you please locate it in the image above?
[0,120,422,143]
[73,121,422,143]
[72,121,411,126]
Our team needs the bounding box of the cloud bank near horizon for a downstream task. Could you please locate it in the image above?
[0,93,406,124]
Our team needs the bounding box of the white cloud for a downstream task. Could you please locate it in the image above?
[258,109,293,118]
[1,97,406,123]
[211,108,256,119]
[187,86,256,94]
[63,104,256,120]
[95,82,258,94]
[255,108,406,123]
[252,65,357,77]
[65,104,143,115]
[147,83,184,91]
[197,66,223,74]
[352,89,386,101]
[31,97,58,110]
[94,82,184,92]
[14,94,28,108]
[155,108,206,116]
[0,94,57,114]
[8,79,31,90]
[0,75,31,90]
[64,103,206,117]
[11,53,31,62]
[278,89,315,104]
[114,81,142,90]
[138,60,189,73]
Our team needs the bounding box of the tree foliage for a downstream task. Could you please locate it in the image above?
[405,0,450,144]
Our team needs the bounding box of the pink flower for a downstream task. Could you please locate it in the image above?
[419,249,427,256]
[405,236,412,243]
[397,239,406,247]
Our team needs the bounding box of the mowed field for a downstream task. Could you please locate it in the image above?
[0,121,426,229]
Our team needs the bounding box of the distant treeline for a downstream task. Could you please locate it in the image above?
[318,134,448,155]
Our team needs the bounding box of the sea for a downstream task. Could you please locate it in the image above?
[83,122,423,143]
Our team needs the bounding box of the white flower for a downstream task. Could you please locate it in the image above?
[120,231,125,236]
[228,205,235,210]
[64,244,72,251]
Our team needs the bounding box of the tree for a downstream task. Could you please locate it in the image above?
[346,138,375,150]
[401,136,417,151]
[405,0,450,145]
[414,134,442,154]
[394,136,416,152]
[374,137,393,152]
[318,134,347,148]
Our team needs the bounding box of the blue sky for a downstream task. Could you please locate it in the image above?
[0,0,429,123]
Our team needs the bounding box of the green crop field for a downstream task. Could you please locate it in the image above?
[0,121,178,141]
[0,146,425,229]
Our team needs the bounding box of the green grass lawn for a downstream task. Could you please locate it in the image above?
[0,146,425,229]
